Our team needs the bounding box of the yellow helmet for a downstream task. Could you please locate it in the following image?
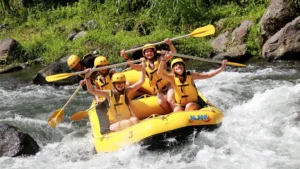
[67,55,80,69]
[94,56,108,67]
[111,73,126,83]
[171,58,185,68]
[142,43,156,56]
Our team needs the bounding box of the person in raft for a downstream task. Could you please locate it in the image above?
[89,56,116,134]
[120,39,176,113]
[67,53,96,73]
[84,57,146,131]
[67,53,97,90]
[157,53,227,112]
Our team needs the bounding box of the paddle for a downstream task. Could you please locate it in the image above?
[48,85,81,128]
[174,53,247,67]
[46,60,141,82]
[125,25,215,53]
[158,51,247,67]
[71,104,98,121]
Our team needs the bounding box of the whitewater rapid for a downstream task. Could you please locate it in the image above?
[0,61,300,169]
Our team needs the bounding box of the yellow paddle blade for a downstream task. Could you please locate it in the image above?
[227,62,247,67]
[46,73,74,82]
[71,111,88,121]
[47,108,64,128]
[189,25,215,37]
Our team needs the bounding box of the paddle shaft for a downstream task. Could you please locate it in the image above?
[125,35,191,53]
[71,59,141,76]
[174,53,224,65]
[86,104,98,112]
[62,85,82,109]
[71,103,98,121]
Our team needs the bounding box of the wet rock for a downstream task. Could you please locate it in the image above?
[72,31,87,40]
[0,64,25,74]
[33,56,81,86]
[211,31,229,53]
[211,20,252,62]
[213,44,251,62]
[260,0,298,44]
[68,28,80,40]
[0,38,28,65]
[232,20,252,45]
[262,16,300,61]
[0,124,40,157]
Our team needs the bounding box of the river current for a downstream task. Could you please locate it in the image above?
[0,60,300,169]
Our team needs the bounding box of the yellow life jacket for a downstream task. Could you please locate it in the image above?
[145,60,169,94]
[96,69,114,90]
[107,90,131,123]
[174,72,198,106]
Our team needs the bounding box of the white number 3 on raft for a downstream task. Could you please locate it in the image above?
[128,131,133,139]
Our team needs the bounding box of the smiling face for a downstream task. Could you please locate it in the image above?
[113,82,125,91]
[173,62,185,75]
[143,48,155,60]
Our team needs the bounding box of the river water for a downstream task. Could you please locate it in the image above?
[1,60,300,169]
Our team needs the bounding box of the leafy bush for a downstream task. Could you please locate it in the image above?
[0,0,270,63]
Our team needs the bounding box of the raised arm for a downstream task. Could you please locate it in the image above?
[164,38,176,61]
[120,49,142,71]
[126,58,146,96]
[85,68,110,98]
[192,60,227,80]
[157,53,174,83]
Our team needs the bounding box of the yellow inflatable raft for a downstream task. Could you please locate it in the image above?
[87,69,223,153]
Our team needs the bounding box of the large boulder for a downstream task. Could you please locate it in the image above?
[211,20,252,62]
[213,44,251,62]
[33,56,81,86]
[0,124,40,157]
[262,16,300,61]
[260,0,298,44]
[0,38,28,65]
[0,64,25,74]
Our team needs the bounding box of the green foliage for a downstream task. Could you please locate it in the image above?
[246,24,261,56]
[0,0,270,64]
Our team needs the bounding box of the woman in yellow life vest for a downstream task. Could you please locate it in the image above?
[85,58,146,132]
[92,56,116,134]
[120,38,176,113]
[157,54,227,112]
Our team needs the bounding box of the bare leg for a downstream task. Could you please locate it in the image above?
[185,102,200,111]
[166,84,174,109]
[109,119,134,131]
[157,92,172,113]
[173,105,184,112]
[129,116,139,124]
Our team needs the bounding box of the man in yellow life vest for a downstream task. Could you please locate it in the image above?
[84,57,147,132]
[157,54,227,112]
[120,38,176,113]
[67,54,97,90]
[67,54,96,73]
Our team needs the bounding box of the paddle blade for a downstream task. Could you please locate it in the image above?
[71,111,88,121]
[48,108,64,128]
[189,25,215,37]
[227,62,247,67]
[46,73,73,82]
